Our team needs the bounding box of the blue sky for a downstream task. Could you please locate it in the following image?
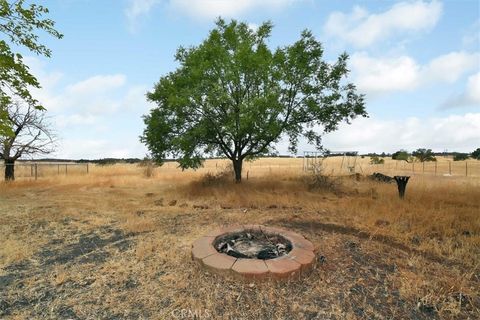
[22,0,479,158]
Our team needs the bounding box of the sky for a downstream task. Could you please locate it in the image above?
[19,0,480,159]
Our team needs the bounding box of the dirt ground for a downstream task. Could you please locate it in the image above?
[0,164,479,319]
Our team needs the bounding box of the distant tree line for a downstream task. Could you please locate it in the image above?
[19,147,480,165]
[366,147,480,163]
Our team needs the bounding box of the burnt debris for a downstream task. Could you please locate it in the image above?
[370,172,395,183]
[214,230,292,260]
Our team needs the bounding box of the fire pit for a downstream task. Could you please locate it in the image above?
[192,225,315,279]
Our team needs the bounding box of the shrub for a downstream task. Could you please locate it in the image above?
[303,172,341,193]
[471,148,480,160]
[392,150,410,161]
[200,164,234,187]
[138,157,156,178]
[453,153,469,161]
[370,155,385,164]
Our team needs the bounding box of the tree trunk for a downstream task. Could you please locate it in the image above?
[233,159,243,183]
[4,159,15,181]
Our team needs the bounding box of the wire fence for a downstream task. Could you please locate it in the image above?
[361,159,480,177]
[1,157,479,182]
[196,157,480,179]
[0,162,89,181]
[301,157,480,178]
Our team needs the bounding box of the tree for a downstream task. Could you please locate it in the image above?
[0,0,63,136]
[392,150,410,161]
[471,148,480,160]
[453,153,469,161]
[142,19,366,182]
[0,100,55,180]
[412,148,436,162]
[370,155,384,165]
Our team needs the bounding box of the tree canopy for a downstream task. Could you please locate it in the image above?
[471,148,480,160]
[142,19,366,182]
[412,148,436,162]
[0,100,55,180]
[0,0,62,136]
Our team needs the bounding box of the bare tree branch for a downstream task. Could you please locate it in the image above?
[1,99,56,180]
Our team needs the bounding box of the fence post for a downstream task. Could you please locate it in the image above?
[65,164,67,175]
[57,164,60,175]
[86,163,89,174]
[466,162,468,177]
[449,161,452,175]
[34,163,37,180]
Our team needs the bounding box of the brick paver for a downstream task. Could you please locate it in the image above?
[191,236,217,261]
[232,259,269,279]
[202,253,237,274]
[265,256,302,278]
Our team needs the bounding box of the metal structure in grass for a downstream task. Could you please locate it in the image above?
[303,150,359,174]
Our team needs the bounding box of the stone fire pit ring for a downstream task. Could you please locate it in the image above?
[192,225,315,280]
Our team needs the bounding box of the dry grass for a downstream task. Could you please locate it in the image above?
[0,158,479,319]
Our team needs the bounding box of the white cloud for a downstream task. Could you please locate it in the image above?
[442,72,480,109]
[124,0,303,26]
[170,0,302,19]
[279,113,480,154]
[125,0,160,32]
[21,57,155,159]
[66,75,126,95]
[31,72,140,115]
[350,51,479,95]
[248,23,259,32]
[350,53,419,93]
[54,137,149,159]
[121,85,150,111]
[55,114,99,128]
[424,51,480,83]
[324,0,443,47]
[462,19,480,48]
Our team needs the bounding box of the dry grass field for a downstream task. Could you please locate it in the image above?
[1,158,479,319]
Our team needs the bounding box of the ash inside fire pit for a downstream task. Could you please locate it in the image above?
[214,230,292,260]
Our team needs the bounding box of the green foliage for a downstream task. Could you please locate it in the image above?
[0,104,11,135]
[453,153,469,161]
[471,148,480,160]
[392,150,410,161]
[370,155,384,164]
[412,148,436,162]
[142,19,366,181]
[0,0,63,136]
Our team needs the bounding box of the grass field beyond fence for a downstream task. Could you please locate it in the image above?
[2,156,479,181]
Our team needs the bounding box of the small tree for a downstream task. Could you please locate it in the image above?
[0,0,62,136]
[142,19,366,182]
[392,150,410,161]
[453,153,469,161]
[471,148,480,160]
[370,155,384,164]
[412,148,436,162]
[0,101,55,180]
